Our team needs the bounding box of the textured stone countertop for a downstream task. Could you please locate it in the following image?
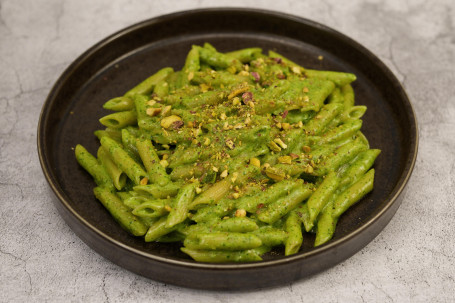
[1,0,454,302]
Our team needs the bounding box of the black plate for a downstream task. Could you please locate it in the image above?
[38,8,418,290]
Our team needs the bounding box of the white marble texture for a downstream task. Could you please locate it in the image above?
[1,0,454,302]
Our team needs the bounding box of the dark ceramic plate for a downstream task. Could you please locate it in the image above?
[38,8,417,290]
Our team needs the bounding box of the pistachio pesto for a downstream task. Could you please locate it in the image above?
[75,43,379,263]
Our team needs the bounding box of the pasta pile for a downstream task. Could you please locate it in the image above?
[75,43,380,263]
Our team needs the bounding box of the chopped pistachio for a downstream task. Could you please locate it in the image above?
[200,83,210,92]
[220,170,228,178]
[187,71,194,81]
[140,177,148,185]
[233,123,245,129]
[268,141,282,152]
[161,115,182,129]
[274,138,288,149]
[160,159,169,168]
[278,156,292,164]
[302,145,311,153]
[291,66,301,75]
[250,157,261,167]
[161,105,172,116]
[146,107,161,116]
[225,139,235,150]
[228,83,250,99]
[231,172,239,183]
[235,209,247,217]
[265,167,285,181]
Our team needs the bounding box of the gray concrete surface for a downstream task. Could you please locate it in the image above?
[1,0,454,302]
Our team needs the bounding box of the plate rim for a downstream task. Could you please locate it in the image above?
[37,7,419,271]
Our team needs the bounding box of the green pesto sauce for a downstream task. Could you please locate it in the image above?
[76,44,379,262]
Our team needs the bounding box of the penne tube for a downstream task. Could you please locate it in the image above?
[314,199,337,247]
[136,138,171,186]
[284,210,304,256]
[184,232,262,251]
[125,67,173,97]
[225,47,262,63]
[236,179,302,213]
[333,169,375,219]
[306,171,340,224]
[304,69,357,87]
[99,110,137,129]
[94,187,147,236]
[302,103,343,135]
[257,184,313,224]
[75,144,114,191]
[144,216,180,242]
[189,179,231,209]
[100,136,147,185]
[103,96,134,111]
[166,182,198,228]
[338,149,381,192]
[97,146,127,191]
[133,182,181,199]
[313,137,368,177]
[253,226,288,247]
[180,247,262,263]
[132,199,169,218]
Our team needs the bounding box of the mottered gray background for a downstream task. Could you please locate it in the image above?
[1,0,454,302]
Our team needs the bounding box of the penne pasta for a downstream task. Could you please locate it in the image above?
[75,44,380,262]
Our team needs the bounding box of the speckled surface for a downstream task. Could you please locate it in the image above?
[1,0,454,302]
